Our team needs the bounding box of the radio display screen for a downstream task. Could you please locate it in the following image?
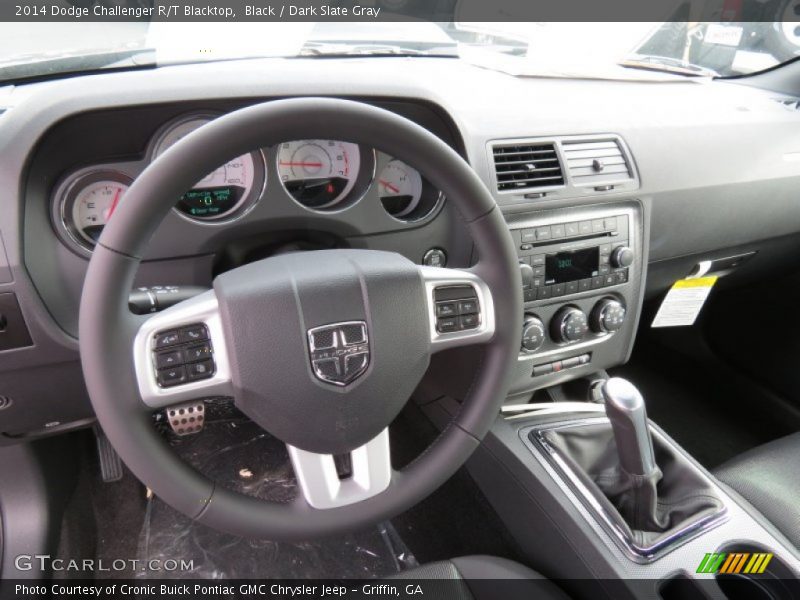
[545,248,600,284]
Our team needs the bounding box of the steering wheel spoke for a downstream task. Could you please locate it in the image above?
[132,290,234,410]
[287,428,392,510]
[420,266,496,353]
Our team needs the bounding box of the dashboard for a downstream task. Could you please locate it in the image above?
[2,56,800,440]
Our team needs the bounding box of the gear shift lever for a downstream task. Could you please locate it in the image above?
[602,378,657,476]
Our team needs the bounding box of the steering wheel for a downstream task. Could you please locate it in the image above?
[79,98,522,539]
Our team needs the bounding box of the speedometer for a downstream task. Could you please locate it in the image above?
[151,114,266,221]
[277,140,361,209]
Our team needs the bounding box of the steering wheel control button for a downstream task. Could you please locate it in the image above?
[458,299,479,315]
[436,316,459,333]
[151,323,216,388]
[435,302,458,318]
[187,359,215,381]
[459,314,480,329]
[179,324,209,343]
[154,330,180,349]
[422,248,447,267]
[155,349,183,370]
[433,285,481,333]
[184,342,212,362]
[157,365,187,387]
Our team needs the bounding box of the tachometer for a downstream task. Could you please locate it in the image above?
[277,140,361,209]
[151,114,265,221]
[58,170,132,251]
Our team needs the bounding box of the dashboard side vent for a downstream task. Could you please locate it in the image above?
[562,139,632,186]
[492,142,564,192]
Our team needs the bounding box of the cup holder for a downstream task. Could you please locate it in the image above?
[715,543,798,600]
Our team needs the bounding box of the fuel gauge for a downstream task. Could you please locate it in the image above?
[57,170,132,251]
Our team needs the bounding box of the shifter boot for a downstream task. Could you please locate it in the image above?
[540,422,724,550]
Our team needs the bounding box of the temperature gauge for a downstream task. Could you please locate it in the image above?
[377,159,423,219]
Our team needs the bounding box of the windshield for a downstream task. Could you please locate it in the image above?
[1,17,799,82]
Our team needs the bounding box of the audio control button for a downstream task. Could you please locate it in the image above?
[610,245,634,268]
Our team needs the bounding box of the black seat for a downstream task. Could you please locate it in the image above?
[392,555,569,599]
[714,432,800,549]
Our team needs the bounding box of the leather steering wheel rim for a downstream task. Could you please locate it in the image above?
[79,98,522,539]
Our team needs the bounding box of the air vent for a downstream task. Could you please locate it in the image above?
[562,139,632,186]
[493,142,564,192]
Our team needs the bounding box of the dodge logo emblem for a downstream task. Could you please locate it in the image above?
[307,321,370,386]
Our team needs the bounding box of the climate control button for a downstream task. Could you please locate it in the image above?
[551,307,589,344]
[590,298,626,333]
[521,315,546,353]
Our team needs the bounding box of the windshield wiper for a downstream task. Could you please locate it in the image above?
[299,41,458,58]
[0,48,156,84]
[619,55,719,78]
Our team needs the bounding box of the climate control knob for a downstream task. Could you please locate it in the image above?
[521,315,546,353]
[610,246,634,269]
[591,298,627,334]
[551,307,589,344]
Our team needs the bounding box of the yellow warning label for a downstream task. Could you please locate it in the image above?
[672,276,718,289]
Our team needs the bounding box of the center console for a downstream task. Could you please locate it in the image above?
[506,201,645,397]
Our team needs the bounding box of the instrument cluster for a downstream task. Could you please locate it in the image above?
[51,111,444,254]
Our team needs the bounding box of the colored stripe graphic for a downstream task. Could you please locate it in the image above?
[697,552,773,574]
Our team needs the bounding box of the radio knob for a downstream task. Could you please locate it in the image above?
[521,315,546,353]
[610,246,634,269]
[519,261,534,289]
[551,307,589,344]
[591,298,627,334]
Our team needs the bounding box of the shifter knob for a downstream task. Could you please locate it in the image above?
[602,378,657,476]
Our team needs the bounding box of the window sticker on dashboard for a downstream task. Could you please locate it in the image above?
[651,277,718,328]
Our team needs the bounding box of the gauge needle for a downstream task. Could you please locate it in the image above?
[107,188,122,220]
[279,161,324,167]
[379,179,400,194]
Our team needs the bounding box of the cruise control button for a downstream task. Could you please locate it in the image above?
[458,299,479,315]
[155,350,183,370]
[179,325,208,344]
[157,365,187,387]
[436,317,459,333]
[154,330,180,349]
[436,302,458,318]
[187,359,215,381]
[184,342,212,363]
[459,314,480,329]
